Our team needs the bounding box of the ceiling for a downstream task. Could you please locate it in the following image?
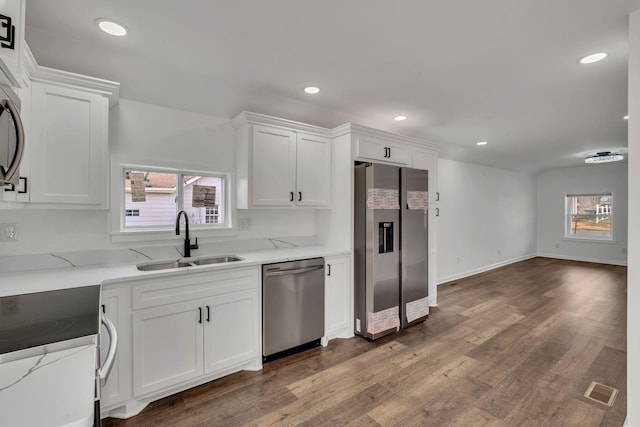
[24,0,640,174]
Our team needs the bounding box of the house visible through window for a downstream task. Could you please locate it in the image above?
[565,193,612,239]
[123,168,227,229]
[205,206,219,224]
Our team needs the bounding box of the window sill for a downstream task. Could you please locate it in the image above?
[562,237,618,245]
[111,227,239,244]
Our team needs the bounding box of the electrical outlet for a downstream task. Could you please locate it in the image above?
[456,257,460,264]
[1,223,18,242]
[497,249,501,255]
[555,243,560,249]
[623,248,628,255]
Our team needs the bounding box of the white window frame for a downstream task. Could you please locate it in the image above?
[564,192,614,242]
[111,165,235,242]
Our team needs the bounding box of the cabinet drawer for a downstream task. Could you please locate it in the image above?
[356,138,410,165]
[132,267,260,310]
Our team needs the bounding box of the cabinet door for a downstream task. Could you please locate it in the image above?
[29,82,108,206]
[251,124,296,206]
[296,132,331,207]
[132,301,203,396]
[356,138,410,165]
[203,290,260,374]
[100,287,131,408]
[324,255,352,339]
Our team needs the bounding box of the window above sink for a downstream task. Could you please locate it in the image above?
[112,165,237,243]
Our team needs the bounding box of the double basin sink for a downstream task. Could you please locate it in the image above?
[137,255,243,271]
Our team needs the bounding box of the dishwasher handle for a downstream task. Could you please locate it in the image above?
[264,264,324,277]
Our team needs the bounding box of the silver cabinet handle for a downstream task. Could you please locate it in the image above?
[98,312,118,383]
[0,98,25,183]
[265,265,324,277]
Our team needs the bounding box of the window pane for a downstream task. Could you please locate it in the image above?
[182,175,225,225]
[124,170,177,227]
[567,194,612,239]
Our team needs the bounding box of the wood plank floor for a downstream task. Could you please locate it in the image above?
[104,257,627,426]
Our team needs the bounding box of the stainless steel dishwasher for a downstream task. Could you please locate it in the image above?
[262,257,325,361]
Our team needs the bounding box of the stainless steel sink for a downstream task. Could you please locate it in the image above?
[136,255,243,271]
[137,261,193,271]
[192,255,243,265]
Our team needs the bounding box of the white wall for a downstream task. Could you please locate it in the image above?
[627,9,639,427]
[436,158,537,284]
[536,163,628,266]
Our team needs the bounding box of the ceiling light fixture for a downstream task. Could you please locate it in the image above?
[476,141,488,146]
[585,151,624,164]
[304,86,320,94]
[578,52,607,64]
[393,115,408,121]
[624,115,629,120]
[95,18,128,36]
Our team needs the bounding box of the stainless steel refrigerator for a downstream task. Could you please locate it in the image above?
[354,162,429,340]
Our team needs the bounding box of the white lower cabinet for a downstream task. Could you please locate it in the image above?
[130,267,261,399]
[132,300,204,396]
[203,290,259,374]
[324,255,353,340]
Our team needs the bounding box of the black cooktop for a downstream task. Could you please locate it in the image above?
[0,285,101,355]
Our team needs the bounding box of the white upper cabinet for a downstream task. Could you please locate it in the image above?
[295,132,331,206]
[250,124,297,206]
[355,137,411,165]
[233,112,331,209]
[29,81,109,206]
[0,0,25,88]
[23,66,118,208]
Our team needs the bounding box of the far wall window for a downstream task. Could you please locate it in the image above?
[565,193,612,240]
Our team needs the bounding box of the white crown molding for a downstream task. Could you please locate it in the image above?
[23,42,120,106]
[232,111,440,151]
[231,111,333,136]
[331,122,440,151]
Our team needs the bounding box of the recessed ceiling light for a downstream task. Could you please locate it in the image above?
[476,141,488,146]
[578,52,607,64]
[95,18,128,36]
[624,115,629,120]
[304,86,320,94]
[393,115,408,121]
[585,151,624,164]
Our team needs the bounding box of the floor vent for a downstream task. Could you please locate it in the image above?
[584,382,618,407]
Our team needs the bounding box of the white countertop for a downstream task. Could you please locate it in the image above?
[0,243,350,297]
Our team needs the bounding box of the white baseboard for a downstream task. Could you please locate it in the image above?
[436,254,536,285]
[536,252,627,266]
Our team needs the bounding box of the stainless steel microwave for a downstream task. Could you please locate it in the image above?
[0,81,24,185]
